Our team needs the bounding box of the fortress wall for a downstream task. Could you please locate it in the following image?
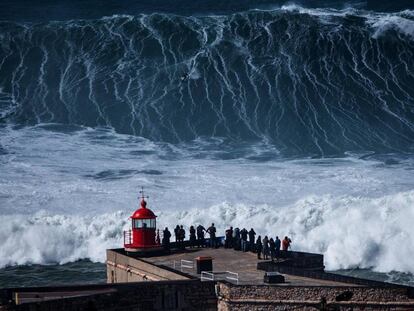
[217,282,414,310]
[0,280,217,311]
[218,283,410,302]
[106,249,189,283]
[2,281,414,311]
[218,301,414,311]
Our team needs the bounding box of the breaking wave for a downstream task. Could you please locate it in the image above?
[1,191,414,275]
[1,2,414,287]
[1,7,414,156]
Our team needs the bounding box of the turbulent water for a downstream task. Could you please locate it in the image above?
[1,0,414,287]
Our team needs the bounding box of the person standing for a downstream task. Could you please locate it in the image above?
[207,223,217,248]
[196,224,206,247]
[263,236,269,260]
[275,236,281,260]
[248,228,256,252]
[240,228,248,252]
[179,225,186,249]
[233,227,240,251]
[162,227,171,251]
[282,236,292,256]
[269,238,276,262]
[225,226,233,248]
[174,225,180,243]
[189,225,196,248]
[156,229,161,245]
[256,236,263,259]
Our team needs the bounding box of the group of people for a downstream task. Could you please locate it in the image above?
[162,223,218,250]
[161,224,292,261]
[255,235,292,261]
[224,227,292,261]
[224,227,256,251]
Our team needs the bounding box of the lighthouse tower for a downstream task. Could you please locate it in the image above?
[124,188,161,252]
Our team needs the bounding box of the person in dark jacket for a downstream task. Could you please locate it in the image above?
[189,226,196,248]
[240,228,248,252]
[196,224,206,247]
[233,227,240,250]
[275,236,281,259]
[162,227,171,251]
[174,225,180,242]
[156,229,161,245]
[207,223,217,248]
[256,236,262,259]
[179,225,186,249]
[263,236,269,260]
[225,226,233,248]
[269,238,276,262]
[248,228,256,252]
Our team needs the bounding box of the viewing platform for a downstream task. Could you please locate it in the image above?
[107,245,353,286]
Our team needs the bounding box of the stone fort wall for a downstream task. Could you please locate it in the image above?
[0,280,217,311]
[2,280,414,311]
[217,282,414,310]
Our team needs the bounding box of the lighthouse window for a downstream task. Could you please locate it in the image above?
[132,219,156,228]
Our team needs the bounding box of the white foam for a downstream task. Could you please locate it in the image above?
[1,125,414,276]
[1,191,414,274]
[0,211,128,267]
[278,5,414,39]
[161,192,414,273]
[280,4,350,17]
[368,13,414,39]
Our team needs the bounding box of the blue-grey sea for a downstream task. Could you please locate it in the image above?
[1,0,414,288]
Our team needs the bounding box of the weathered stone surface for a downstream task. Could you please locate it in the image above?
[0,281,217,311]
[218,283,410,302]
[217,282,414,311]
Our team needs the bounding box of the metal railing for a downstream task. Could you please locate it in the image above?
[200,271,239,284]
[180,260,194,272]
[225,271,239,285]
[201,271,215,282]
[173,259,194,272]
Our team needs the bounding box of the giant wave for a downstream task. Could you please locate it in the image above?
[1,7,414,156]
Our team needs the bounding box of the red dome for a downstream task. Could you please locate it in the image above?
[131,199,157,219]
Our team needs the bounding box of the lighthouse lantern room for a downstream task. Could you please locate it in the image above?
[124,188,160,252]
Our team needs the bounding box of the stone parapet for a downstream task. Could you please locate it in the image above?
[0,280,217,311]
[217,282,410,302]
[217,282,414,310]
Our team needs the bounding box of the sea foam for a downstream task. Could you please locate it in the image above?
[1,191,414,274]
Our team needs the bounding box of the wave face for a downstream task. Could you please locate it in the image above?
[1,8,414,156]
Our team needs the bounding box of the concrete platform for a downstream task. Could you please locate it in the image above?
[143,248,361,286]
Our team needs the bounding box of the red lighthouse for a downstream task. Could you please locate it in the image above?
[124,189,160,252]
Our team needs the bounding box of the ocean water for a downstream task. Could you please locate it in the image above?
[1,0,414,288]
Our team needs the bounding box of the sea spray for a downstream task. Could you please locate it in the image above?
[1,191,414,274]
